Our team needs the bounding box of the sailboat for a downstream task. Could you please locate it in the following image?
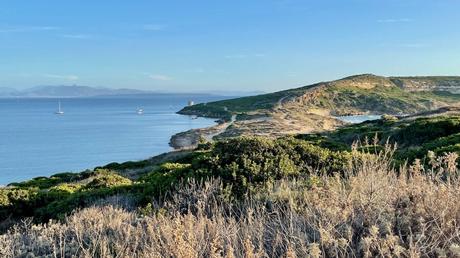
[55,101,64,115]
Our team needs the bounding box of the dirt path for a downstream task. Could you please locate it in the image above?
[203,114,236,141]
[276,95,291,109]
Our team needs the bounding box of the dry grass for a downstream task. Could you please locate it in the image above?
[2,148,460,257]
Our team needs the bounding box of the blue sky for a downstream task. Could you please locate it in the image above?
[0,0,459,92]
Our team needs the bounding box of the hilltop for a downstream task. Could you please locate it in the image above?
[172,74,460,148]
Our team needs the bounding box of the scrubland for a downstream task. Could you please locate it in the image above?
[2,145,460,257]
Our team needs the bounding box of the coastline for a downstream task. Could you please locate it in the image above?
[169,109,346,149]
[169,115,236,149]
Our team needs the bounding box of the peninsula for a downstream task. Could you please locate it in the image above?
[171,74,460,148]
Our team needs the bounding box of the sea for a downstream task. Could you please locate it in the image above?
[0,94,228,185]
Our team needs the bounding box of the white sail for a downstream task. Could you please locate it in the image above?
[55,100,64,114]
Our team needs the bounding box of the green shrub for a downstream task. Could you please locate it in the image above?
[393,116,460,146]
[382,114,398,122]
[186,136,353,196]
[49,183,82,194]
[8,171,92,189]
[0,190,9,207]
[84,170,132,189]
[0,188,39,220]
[99,160,151,171]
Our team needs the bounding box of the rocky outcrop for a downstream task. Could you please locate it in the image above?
[390,77,460,93]
[333,74,395,89]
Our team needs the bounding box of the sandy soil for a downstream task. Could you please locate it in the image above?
[170,95,345,149]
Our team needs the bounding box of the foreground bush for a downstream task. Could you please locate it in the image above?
[1,150,460,257]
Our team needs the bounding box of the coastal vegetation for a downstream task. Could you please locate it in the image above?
[2,144,460,257]
[323,114,460,163]
[2,113,460,256]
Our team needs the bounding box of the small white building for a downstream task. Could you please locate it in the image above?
[188,100,195,106]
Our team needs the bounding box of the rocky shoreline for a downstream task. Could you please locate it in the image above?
[169,116,236,149]
[169,110,345,149]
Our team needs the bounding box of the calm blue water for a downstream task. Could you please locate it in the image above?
[336,115,381,124]
[0,95,225,185]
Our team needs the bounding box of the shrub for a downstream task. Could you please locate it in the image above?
[83,170,132,189]
[49,183,82,194]
[393,116,460,146]
[99,160,151,171]
[381,114,398,122]
[8,171,92,189]
[0,188,39,220]
[187,136,354,196]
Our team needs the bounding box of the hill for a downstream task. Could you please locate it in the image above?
[171,74,460,149]
[179,74,460,119]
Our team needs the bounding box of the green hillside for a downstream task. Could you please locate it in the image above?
[179,74,460,120]
[177,84,318,120]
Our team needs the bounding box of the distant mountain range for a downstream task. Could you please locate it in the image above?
[0,85,150,97]
[0,85,263,98]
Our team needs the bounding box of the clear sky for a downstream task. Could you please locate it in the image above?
[1,0,459,92]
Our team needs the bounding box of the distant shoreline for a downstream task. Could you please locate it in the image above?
[0,93,221,99]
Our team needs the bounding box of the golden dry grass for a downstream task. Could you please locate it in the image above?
[1,149,460,257]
